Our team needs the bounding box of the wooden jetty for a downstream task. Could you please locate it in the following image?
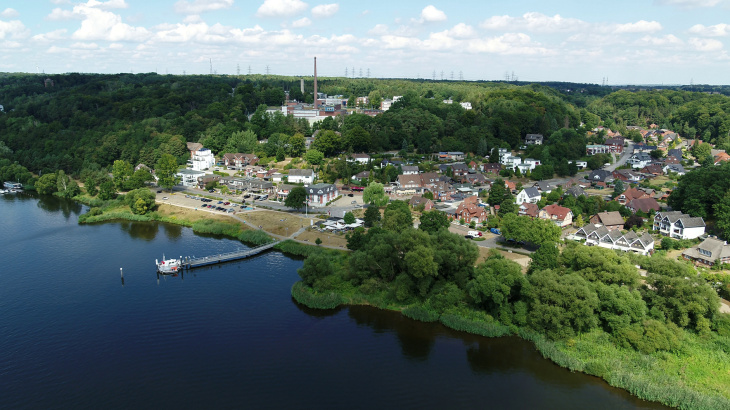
[180,241,280,270]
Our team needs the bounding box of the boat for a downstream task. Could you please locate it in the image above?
[156,255,183,274]
[4,182,22,190]
[0,189,6,194]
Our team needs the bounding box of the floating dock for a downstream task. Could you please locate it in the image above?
[180,241,280,270]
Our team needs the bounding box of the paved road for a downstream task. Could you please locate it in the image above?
[605,141,634,172]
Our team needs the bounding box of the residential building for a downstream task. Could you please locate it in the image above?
[682,237,730,266]
[187,142,203,157]
[612,169,642,183]
[667,149,683,161]
[564,186,586,198]
[189,148,215,171]
[460,102,472,110]
[627,152,652,169]
[401,165,419,175]
[525,134,544,145]
[534,181,556,194]
[287,169,316,184]
[501,155,522,168]
[626,197,660,214]
[454,202,489,223]
[409,196,434,211]
[663,164,686,176]
[633,143,658,153]
[481,163,502,174]
[305,183,339,207]
[617,187,649,205]
[605,138,625,153]
[176,169,206,187]
[640,164,664,176]
[518,202,539,218]
[589,211,624,230]
[539,204,573,227]
[568,160,588,169]
[276,184,295,200]
[349,153,371,164]
[437,151,465,161]
[573,224,654,255]
[352,171,370,182]
[714,152,730,165]
[653,211,706,239]
[515,187,541,204]
[586,145,610,155]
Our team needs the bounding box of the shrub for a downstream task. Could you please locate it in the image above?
[402,305,440,322]
[291,281,345,309]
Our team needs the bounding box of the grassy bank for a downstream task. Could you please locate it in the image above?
[76,196,273,246]
[291,282,730,409]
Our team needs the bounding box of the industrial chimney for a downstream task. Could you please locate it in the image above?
[313,57,318,110]
[300,78,304,94]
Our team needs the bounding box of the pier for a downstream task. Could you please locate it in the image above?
[181,241,280,270]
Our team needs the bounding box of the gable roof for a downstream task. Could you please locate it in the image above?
[288,168,315,177]
[627,197,660,213]
[522,187,540,199]
[541,204,572,221]
[593,211,624,226]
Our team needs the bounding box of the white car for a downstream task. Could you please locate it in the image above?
[162,197,169,200]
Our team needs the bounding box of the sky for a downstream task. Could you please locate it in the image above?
[1,0,730,84]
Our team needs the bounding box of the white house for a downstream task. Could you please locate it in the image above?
[502,155,522,168]
[190,148,215,171]
[177,169,206,187]
[460,102,472,110]
[627,152,652,169]
[305,183,339,207]
[401,165,419,175]
[287,169,316,184]
[515,187,541,204]
[569,160,588,169]
[521,158,541,171]
[349,153,371,164]
[653,211,706,240]
[573,224,654,255]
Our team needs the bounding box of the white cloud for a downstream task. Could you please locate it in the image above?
[109,43,124,49]
[420,5,446,22]
[86,0,129,9]
[481,13,585,33]
[0,19,30,40]
[368,24,388,35]
[613,20,662,33]
[0,8,19,18]
[71,3,150,41]
[634,34,683,47]
[655,0,723,8]
[689,23,730,36]
[71,42,99,49]
[257,0,308,17]
[292,17,311,27]
[46,8,79,21]
[480,15,514,30]
[51,0,71,4]
[467,33,550,55]
[183,14,203,23]
[447,23,476,39]
[174,0,234,14]
[688,37,724,51]
[32,29,68,43]
[311,4,338,18]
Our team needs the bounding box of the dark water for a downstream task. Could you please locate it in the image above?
[0,193,667,409]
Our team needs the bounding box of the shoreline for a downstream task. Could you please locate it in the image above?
[291,283,730,410]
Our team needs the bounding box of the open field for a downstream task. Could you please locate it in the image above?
[296,229,349,248]
[237,210,310,237]
[156,204,241,225]
[476,246,531,271]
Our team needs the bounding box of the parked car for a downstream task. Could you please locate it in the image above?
[467,230,483,237]
[490,228,501,235]
[351,200,357,204]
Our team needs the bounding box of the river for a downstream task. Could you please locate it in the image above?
[0,193,666,409]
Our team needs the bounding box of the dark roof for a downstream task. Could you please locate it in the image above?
[522,187,540,198]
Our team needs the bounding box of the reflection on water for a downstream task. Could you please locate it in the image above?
[348,306,436,361]
[118,220,159,241]
[36,194,83,219]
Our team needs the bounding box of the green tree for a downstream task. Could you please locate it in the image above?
[382,200,413,232]
[363,205,381,227]
[288,133,306,157]
[126,168,154,190]
[343,211,356,224]
[126,188,156,215]
[422,190,434,200]
[98,180,116,200]
[528,243,560,274]
[304,149,324,167]
[56,170,80,198]
[363,182,389,207]
[418,210,449,234]
[468,257,528,325]
[112,160,133,191]
[612,179,625,199]
[285,186,308,210]
[488,178,507,206]
[156,153,180,191]
[298,251,333,286]
[223,130,258,154]
[691,142,712,163]
[714,191,730,240]
[312,130,343,157]
[35,173,58,195]
[85,176,98,196]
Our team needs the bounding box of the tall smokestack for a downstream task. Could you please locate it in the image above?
[300,78,304,94]
[313,57,318,110]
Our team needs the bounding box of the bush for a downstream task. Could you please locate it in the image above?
[402,305,440,322]
[291,281,345,309]
[237,230,274,246]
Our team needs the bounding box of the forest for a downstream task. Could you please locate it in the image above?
[4,72,730,186]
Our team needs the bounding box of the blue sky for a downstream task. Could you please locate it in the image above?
[2,0,730,84]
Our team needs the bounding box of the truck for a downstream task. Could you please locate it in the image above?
[490,228,501,235]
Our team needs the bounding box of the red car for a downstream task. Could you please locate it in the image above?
[224,202,230,205]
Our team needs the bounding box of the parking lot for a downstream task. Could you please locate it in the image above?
[156,191,252,215]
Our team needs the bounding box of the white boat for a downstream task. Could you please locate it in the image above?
[156,255,183,274]
[0,189,6,194]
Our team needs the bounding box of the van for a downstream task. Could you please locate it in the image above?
[467,230,482,237]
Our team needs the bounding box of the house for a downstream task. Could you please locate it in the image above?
[454,202,489,223]
[525,134,544,145]
[501,155,522,168]
[573,224,654,255]
[568,160,588,169]
[518,202,539,218]
[396,174,423,194]
[539,204,573,228]
[287,169,316,184]
[198,174,221,190]
[682,237,730,266]
[640,164,664,176]
[271,172,284,183]
[352,170,370,181]
[587,169,613,183]
[305,183,339,207]
[626,197,660,214]
[450,163,469,177]
[662,156,681,166]
[617,187,649,205]
[522,158,541,171]
[176,169,206,187]
[276,184,295,199]
[628,152,652,169]
[667,149,683,161]
[401,165,419,175]
[515,187,541,204]
[409,196,434,211]
[662,164,686,176]
[564,186,586,198]
[481,163,502,174]
[464,173,488,185]
[437,151,465,161]
[349,153,371,164]
[534,181,556,194]
[188,148,215,171]
[605,138,625,153]
[714,152,730,165]
[586,145,610,155]
[589,211,624,231]
[633,143,657,153]
[653,211,706,239]
[612,169,643,183]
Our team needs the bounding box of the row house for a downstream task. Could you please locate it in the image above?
[682,237,730,266]
[538,204,573,228]
[222,153,259,169]
[573,224,654,255]
[305,183,339,207]
[653,211,706,240]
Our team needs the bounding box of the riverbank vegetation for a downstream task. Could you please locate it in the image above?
[291,204,730,408]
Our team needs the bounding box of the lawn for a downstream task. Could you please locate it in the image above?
[237,210,310,237]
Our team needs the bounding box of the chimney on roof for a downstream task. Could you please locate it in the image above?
[313,57,318,110]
